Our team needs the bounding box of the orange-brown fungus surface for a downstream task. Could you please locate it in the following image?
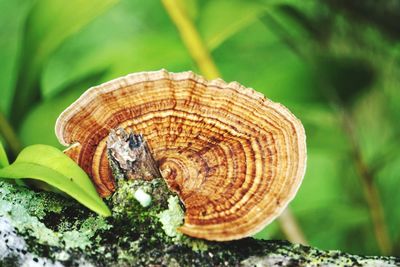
[55,70,307,241]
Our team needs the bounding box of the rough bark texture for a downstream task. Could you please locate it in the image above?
[1,179,400,267]
[0,132,399,266]
[107,128,162,181]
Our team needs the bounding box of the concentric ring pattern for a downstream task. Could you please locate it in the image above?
[55,70,307,241]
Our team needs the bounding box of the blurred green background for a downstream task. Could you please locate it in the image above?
[1,0,400,257]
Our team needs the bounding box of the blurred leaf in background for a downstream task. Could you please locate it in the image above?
[10,0,118,124]
[0,0,34,117]
[1,0,400,257]
[0,140,9,168]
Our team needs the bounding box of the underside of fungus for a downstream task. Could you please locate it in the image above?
[55,70,307,241]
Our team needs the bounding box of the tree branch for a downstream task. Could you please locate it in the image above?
[0,129,398,266]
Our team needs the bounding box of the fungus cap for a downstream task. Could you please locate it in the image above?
[55,70,307,241]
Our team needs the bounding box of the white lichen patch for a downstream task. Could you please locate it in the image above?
[53,251,70,261]
[0,216,26,259]
[63,230,91,250]
[0,181,113,265]
[0,216,64,267]
[134,188,152,207]
[0,199,60,246]
[241,245,400,267]
[241,254,293,267]
[63,216,112,250]
[157,196,184,238]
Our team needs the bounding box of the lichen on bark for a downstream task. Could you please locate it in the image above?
[1,128,399,266]
[1,179,400,266]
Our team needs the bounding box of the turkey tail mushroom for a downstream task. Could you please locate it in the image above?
[55,70,307,241]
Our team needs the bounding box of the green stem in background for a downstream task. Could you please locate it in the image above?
[263,14,392,251]
[316,76,392,255]
[161,0,221,79]
[262,2,392,254]
[0,110,22,157]
[319,77,392,255]
[341,109,392,255]
[278,209,308,245]
[161,0,308,245]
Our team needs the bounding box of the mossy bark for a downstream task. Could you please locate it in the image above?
[1,131,399,266]
[0,180,399,267]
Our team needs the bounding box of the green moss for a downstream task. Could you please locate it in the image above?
[181,237,209,252]
[81,216,111,233]
[110,178,160,215]
[63,230,91,250]
[108,178,174,243]
[116,243,138,263]
[61,215,113,252]
[0,180,63,219]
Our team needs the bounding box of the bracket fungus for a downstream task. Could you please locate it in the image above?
[55,70,306,241]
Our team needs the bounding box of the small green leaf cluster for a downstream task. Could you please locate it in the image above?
[0,144,110,217]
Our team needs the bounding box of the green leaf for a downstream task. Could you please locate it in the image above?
[0,140,9,168]
[20,72,106,148]
[0,0,34,116]
[0,145,111,217]
[11,0,118,124]
[42,32,190,99]
[40,0,191,98]
[213,20,319,104]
